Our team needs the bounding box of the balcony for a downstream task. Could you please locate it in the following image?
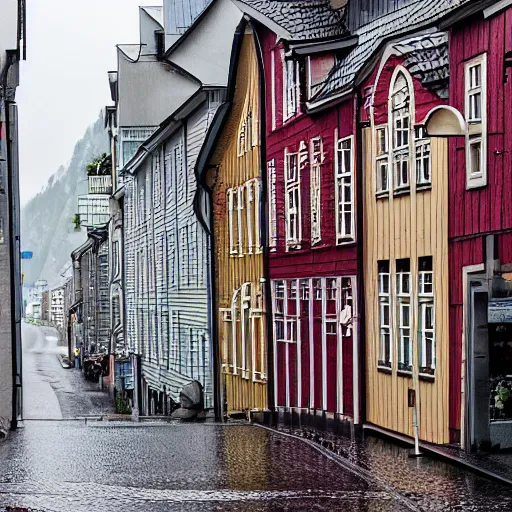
[88,175,112,195]
[78,195,110,228]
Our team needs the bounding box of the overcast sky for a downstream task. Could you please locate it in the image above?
[17,0,162,205]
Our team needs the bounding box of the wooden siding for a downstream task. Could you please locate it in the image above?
[124,99,216,408]
[207,32,267,414]
[363,50,451,446]
[257,24,359,419]
[364,128,450,444]
[447,10,512,440]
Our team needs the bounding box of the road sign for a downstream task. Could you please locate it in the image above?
[21,251,33,259]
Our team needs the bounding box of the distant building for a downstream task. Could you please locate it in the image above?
[50,287,65,329]
[0,0,25,432]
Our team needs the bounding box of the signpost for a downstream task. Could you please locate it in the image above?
[21,251,33,259]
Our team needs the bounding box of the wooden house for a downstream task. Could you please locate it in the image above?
[236,1,360,427]
[196,21,268,417]
[425,1,512,450]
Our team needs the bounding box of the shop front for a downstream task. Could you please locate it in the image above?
[467,269,512,451]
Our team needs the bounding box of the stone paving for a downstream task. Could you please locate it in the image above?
[6,322,512,511]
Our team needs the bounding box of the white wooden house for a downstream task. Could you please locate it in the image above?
[119,0,241,414]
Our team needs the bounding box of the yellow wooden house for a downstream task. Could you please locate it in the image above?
[200,25,268,417]
[363,46,450,444]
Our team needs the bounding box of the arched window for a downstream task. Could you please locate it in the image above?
[391,71,412,191]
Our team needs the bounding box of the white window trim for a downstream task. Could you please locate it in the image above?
[228,188,237,255]
[375,125,389,196]
[267,159,277,251]
[237,187,244,256]
[378,266,392,369]
[415,126,431,188]
[246,181,254,254]
[271,51,276,131]
[310,137,323,246]
[335,132,355,244]
[254,178,263,253]
[284,148,302,250]
[388,66,415,194]
[418,261,435,374]
[465,53,487,189]
[283,56,300,122]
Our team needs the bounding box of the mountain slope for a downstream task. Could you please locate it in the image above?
[21,112,109,288]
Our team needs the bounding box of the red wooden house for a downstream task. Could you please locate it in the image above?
[425,1,512,451]
[235,0,361,428]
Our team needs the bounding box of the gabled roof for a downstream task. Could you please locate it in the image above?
[233,0,348,41]
[310,0,473,105]
[141,6,163,27]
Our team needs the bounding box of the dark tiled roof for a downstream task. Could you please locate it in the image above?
[396,33,449,99]
[312,0,472,102]
[236,0,348,40]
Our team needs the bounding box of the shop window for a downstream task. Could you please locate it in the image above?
[465,54,487,189]
[419,256,435,375]
[375,126,389,196]
[335,135,355,244]
[397,259,412,372]
[378,260,391,369]
[310,137,323,245]
[415,126,431,189]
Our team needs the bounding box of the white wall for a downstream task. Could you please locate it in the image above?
[117,51,199,127]
[169,0,242,86]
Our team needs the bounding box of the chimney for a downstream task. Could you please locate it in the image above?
[330,0,348,9]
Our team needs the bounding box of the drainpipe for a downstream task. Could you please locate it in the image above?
[355,91,366,429]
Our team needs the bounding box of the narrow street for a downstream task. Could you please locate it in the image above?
[0,323,504,510]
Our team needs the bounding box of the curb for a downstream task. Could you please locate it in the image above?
[56,355,72,369]
[363,424,512,488]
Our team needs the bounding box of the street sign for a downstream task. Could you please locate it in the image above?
[21,251,33,259]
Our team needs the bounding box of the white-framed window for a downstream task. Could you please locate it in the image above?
[246,181,254,254]
[237,186,244,255]
[283,58,299,121]
[310,137,322,245]
[415,126,431,188]
[238,101,258,156]
[465,53,487,189]
[285,149,302,250]
[254,178,262,253]
[152,149,162,207]
[335,134,355,244]
[120,127,156,168]
[378,260,391,369]
[376,126,389,195]
[391,72,412,193]
[396,259,412,372]
[418,256,435,375]
[174,141,185,201]
[228,188,237,255]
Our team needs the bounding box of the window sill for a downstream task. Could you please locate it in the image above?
[377,365,392,375]
[419,373,436,382]
[376,192,389,201]
[393,188,410,198]
[397,370,412,378]
[416,184,432,193]
[337,238,356,246]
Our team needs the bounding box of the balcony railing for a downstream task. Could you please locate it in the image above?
[78,195,110,228]
[88,175,112,195]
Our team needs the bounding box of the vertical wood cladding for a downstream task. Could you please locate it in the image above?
[363,52,450,444]
[448,9,512,440]
[207,32,267,414]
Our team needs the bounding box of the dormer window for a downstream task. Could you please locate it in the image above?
[307,54,335,100]
[284,58,299,121]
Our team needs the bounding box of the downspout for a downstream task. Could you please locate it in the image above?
[252,23,274,416]
[4,51,22,429]
[355,89,366,429]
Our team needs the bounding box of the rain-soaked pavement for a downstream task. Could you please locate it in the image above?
[0,322,508,511]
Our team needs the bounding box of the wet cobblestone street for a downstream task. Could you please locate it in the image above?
[2,323,509,511]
